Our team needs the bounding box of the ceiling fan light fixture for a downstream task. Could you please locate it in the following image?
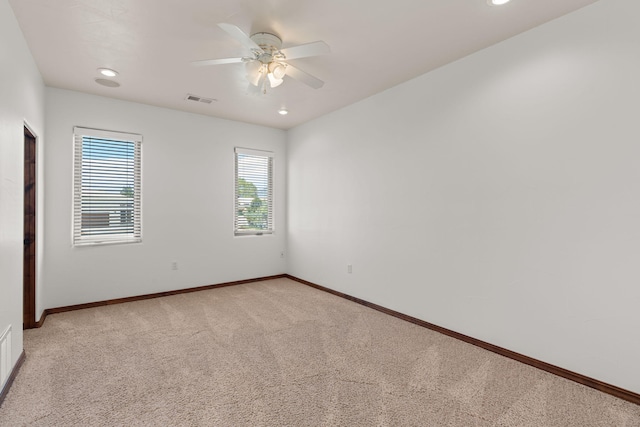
[245,61,263,86]
[247,74,261,87]
[269,62,287,80]
[256,72,267,90]
[268,73,284,88]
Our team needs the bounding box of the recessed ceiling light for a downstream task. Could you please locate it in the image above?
[97,68,118,77]
[278,108,288,115]
[95,78,120,88]
[488,0,511,5]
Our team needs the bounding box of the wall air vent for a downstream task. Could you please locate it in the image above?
[185,94,216,104]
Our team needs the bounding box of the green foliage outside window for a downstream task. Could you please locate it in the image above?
[237,178,268,229]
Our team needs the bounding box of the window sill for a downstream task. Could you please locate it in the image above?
[73,238,142,248]
[234,231,274,237]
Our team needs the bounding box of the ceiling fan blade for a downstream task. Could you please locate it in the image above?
[191,57,245,66]
[280,41,330,60]
[285,64,324,89]
[218,23,264,53]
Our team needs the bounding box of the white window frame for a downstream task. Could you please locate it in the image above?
[72,126,142,246]
[234,147,274,236]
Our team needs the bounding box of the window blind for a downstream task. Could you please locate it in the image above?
[234,147,274,235]
[73,127,142,245]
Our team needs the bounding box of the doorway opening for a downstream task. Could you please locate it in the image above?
[23,126,36,329]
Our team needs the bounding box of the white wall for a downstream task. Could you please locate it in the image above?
[44,88,286,309]
[287,0,640,394]
[0,0,45,383]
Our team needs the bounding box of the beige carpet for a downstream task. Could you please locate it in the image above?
[1,278,639,426]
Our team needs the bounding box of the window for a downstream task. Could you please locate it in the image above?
[73,127,142,246]
[234,147,273,235]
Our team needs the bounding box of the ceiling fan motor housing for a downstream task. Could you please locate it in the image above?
[251,32,283,63]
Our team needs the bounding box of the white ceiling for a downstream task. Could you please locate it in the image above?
[10,0,599,130]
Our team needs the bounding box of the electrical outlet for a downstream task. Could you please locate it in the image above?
[171,261,178,270]
[347,264,353,274]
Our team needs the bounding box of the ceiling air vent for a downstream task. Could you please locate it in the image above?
[185,94,216,104]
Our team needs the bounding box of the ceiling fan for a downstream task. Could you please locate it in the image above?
[192,23,330,94]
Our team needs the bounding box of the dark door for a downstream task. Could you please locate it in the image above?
[23,127,36,329]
